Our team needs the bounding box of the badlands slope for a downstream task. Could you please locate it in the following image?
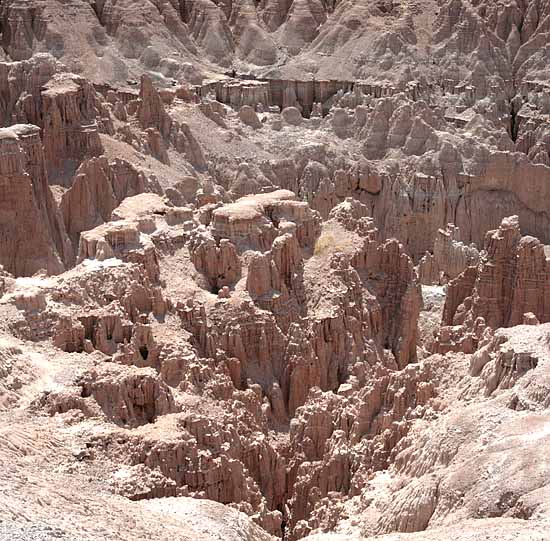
[1,0,550,540]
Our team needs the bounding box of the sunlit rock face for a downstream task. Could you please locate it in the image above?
[3,2,550,540]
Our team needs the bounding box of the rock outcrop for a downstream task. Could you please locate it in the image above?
[0,124,73,276]
[79,365,176,426]
[60,157,154,246]
[418,224,480,285]
[442,216,550,332]
[189,230,242,291]
[78,221,160,282]
[4,3,550,540]
[40,73,105,173]
[0,55,57,126]
[137,75,172,138]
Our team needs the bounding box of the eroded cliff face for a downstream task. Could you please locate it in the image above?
[2,6,550,539]
[0,123,73,275]
[0,182,429,539]
[0,0,549,92]
[2,56,550,271]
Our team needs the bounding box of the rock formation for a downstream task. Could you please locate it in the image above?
[0,124,73,275]
[418,224,480,285]
[442,215,550,332]
[2,2,550,540]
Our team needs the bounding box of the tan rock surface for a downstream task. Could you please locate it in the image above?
[2,3,550,539]
[440,216,550,353]
[0,124,73,275]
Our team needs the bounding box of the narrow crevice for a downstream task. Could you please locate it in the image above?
[510,100,520,142]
